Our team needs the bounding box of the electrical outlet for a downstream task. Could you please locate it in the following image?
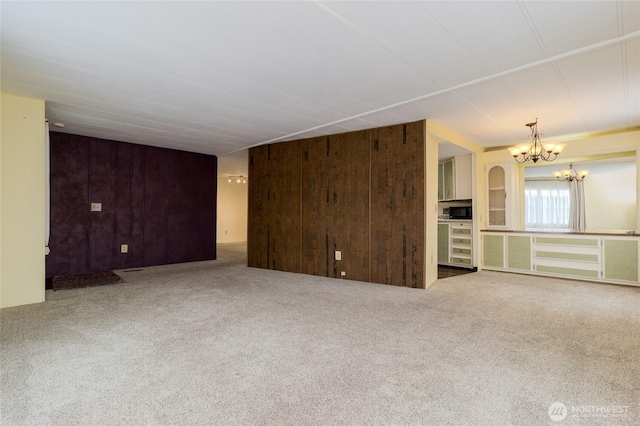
[121,244,128,253]
[341,271,346,277]
[91,202,102,212]
[335,250,342,261]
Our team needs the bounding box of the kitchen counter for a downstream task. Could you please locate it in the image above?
[481,228,639,237]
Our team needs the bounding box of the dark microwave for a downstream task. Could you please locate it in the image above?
[449,206,472,219]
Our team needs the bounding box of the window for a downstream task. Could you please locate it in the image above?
[525,180,570,229]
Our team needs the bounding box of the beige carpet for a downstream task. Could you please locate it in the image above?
[52,271,125,291]
[1,245,638,425]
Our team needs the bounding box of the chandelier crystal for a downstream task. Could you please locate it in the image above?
[507,119,565,163]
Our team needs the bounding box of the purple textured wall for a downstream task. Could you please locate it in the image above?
[46,133,217,278]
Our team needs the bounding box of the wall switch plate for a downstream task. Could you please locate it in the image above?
[121,244,128,253]
[91,202,102,212]
[335,250,342,261]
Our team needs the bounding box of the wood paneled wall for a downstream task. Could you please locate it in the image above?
[47,133,217,278]
[248,120,425,288]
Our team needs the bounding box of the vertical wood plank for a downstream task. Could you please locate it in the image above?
[247,145,270,269]
[301,137,330,277]
[88,138,117,273]
[113,142,145,269]
[46,133,90,277]
[143,146,169,266]
[370,122,424,287]
[268,142,301,273]
[329,131,370,281]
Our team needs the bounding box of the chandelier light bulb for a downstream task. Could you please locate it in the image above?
[507,119,561,163]
[554,163,588,182]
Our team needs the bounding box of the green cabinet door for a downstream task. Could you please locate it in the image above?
[604,239,639,283]
[483,234,504,268]
[443,158,455,200]
[507,235,531,271]
[438,223,449,264]
[438,162,444,201]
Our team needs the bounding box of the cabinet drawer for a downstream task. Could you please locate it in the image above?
[452,227,472,235]
[451,257,472,266]
[451,237,471,245]
[452,247,471,256]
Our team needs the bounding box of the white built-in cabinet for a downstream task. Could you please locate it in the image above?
[438,221,474,269]
[486,163,514,229]
[481,231,639,286]
[438,154,472,201]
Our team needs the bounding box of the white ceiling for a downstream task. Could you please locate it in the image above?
[2,1,639,159]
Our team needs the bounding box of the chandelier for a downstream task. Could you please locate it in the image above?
[227,175,247,184]
[508,119,565,163]
[554,163,589,182]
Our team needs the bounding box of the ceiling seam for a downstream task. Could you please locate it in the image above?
[414,1,490,74]
[413,0,503,132]
[227,30,640,155]
[311,0,440,87]
[618,0,630,129]
[516,1,588,134]
[516,1,549,56]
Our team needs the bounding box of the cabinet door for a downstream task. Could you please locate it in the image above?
[507,235,531,271]
[483,234,504,268]
[438,162,444,201]
[604,239,639,283]
[437,223,449,263]
[443,159,455,200]
[454,154,472,200]
[487,165,506,227]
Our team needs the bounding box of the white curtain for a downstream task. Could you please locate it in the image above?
[45,121,50,255]
[525,179,570,229]
[569,180,587,232]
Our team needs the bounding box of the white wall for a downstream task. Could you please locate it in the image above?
[1,93,46,308]
[584,162,636,231]
[216,177,248,244]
